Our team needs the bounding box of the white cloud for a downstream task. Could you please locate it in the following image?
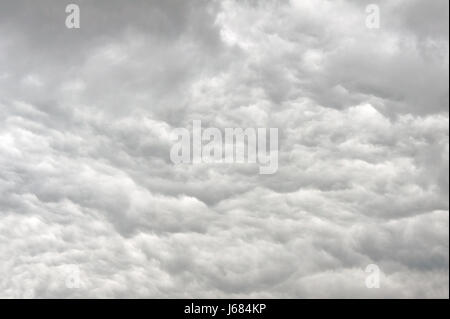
[0,0,448,298]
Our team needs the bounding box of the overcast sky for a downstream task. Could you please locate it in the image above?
[0,0,448,298]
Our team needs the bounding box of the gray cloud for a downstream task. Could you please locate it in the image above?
[0,0,448,298]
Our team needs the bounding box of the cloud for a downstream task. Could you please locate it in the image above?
[0,0,448,298]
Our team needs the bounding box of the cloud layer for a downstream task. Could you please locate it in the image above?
[0,0,448,298]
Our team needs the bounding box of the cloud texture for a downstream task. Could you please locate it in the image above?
[0,0,448,298]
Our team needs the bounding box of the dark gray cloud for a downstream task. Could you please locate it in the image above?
[0,0,448,298]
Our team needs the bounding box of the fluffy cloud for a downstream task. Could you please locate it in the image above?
[0,0,448,298]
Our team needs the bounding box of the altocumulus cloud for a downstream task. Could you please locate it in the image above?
[0,0,448,298]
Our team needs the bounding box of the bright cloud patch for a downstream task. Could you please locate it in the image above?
[0,0,448,298]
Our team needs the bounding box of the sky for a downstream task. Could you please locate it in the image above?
[0,0,448,298]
